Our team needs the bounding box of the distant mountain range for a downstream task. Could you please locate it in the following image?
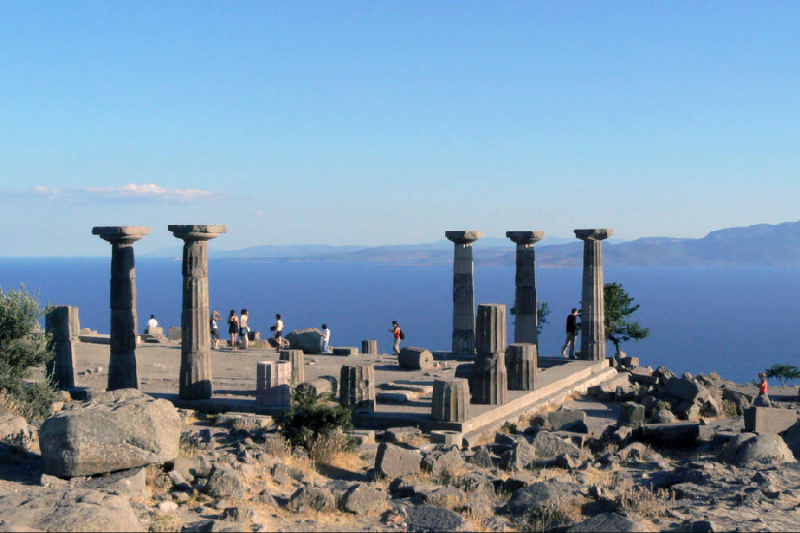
[146,221,800,267]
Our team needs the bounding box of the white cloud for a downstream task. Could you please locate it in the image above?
[8,183,215,203]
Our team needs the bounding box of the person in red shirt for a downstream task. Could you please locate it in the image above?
[755,372,772,407]
[389,321,402,355]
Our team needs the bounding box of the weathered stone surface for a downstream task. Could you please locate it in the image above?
[743,407,798,434]
[507,481,583,515]
[256,360,292,408]
[475,304,507,355]
[0,413,30,447]
[398,347,435,370]
[332,347,359,356]
[340,365,375,413]
[640,422,700,446]
[430,430,462,447]
[722,388,753,414]
[341,484,386,515]
[548,409,588,432]
[206,465,247,499]
[783,421,800,459]
[662,377,703,401]
[287,485,335,513]
[45,305,79,389]
[296,376,338,398]
[457,354,507,405]
[385,426,423,444]
[405,504,474,532]
[167,326,182,341]
[628,366,657,385]
[374,442,421,479]
[0,486,143,532]
[620,402,645,425]
[39,389,180,477]
[172,456,213,481]
[422,447,465,478]
[79,467,148,499]
[575,229,612,360]
[361,340,378,354]
[567,512,649,532]
[431,379,469,422]
[279,349,305,385]
[724,433,796,466]
[285,328,325,354]
[505,343,537,391]
[529,431,582,462]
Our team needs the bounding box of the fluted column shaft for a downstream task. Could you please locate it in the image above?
[575,229,613,361]
[92,226,149,391]
[445,231,483,355]
[506,231,544,345]
[170,225,226,400]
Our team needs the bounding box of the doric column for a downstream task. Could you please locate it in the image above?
[256,360,292,408]
[505,343,537,391]
[279,349,305,385]
[574,229,613,361]
[340,365,375,413]
[506,231,544,345]
[475,303,507,356]
[169,225,227,399]
[45,306,80,389]
[431,379,470,422]
[445,231,484,355]
[92,226,149,390]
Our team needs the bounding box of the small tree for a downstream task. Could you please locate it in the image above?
[604,282,649,357]
[0,284,56,419]
[765,364,800,387]
[275,387,353,454]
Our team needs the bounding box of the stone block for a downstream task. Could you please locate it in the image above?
[398,347,434,370]
[333,346,359,356]
[144,326,164,336]
[296,376,338,398]
[284,328,324,354]
[431,379,469,422]
[743,407,798,434]
[475,304,507,355]
[640,422,700,446]
[374,442,421,479]
[548,410,588,432]
[256,361,292,408]
[661,377,703,401]
[505,343,537,391]
[361,340,378,354]
[628,366,657,385]
[459,353,507,405]
[279,349,305,385]
[620,402,646,425]
[167,327,182,341]
[431,430,463,447]
[340,365,375,413]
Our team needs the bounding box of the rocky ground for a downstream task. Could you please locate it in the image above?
[2,343,800,532]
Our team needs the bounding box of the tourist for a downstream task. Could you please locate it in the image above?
[239,308,250,350]
[389,320,402,355]
[210,310,221,350]
[228,310,239,351]
[147,314,158,331]
[321,324,331,353]
[755,372,772,407]
[560,308,580,358]
[271,314,288,349]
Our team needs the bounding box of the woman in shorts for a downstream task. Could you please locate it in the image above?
[228,310,239,351]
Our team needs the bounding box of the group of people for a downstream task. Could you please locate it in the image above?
[209,310,289,351]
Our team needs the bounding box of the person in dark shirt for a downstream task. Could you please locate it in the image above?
[560,308,580,358]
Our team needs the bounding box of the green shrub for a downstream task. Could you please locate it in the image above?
[275,387,354,454]
[0,285,56,420]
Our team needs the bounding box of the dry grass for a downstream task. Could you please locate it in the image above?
[0,390,27,419]
[526,498,583,532]
[614,486,673,519]
[262,433,292,459]
[179,432,204,457]
[148,513,184,533]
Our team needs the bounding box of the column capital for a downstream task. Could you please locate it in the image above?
[92,226,150,245]
[506,231,545,246]
[169,225,227,241]
[574,229,613,241]
[445,231,484,245]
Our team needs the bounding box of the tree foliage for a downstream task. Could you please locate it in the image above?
[0,285,56,419]
[509,302,552,335]
[604,282,649,355]
[275,387,353,452]
[765,364,800,387]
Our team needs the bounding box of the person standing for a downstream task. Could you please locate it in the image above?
[271,314,288,349]
[389,320,402,355]
[228,310,239,351]
[239,309,250,350]
[560,308,580,358]
[210,310,221,350]
[755,372,772,407]
[321,324,331,353]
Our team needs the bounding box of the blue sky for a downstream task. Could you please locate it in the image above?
[1,1,798,256]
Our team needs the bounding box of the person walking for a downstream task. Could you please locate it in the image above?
[210,310,221,350]
[271,314,288,349]
[560,308,580,358]
[755,372,772,407]
[228,309,239,351]
[239,309,250,350]
[321,324,331,354]
[389,320,402,355]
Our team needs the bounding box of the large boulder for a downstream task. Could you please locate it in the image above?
[375,442,421,479]
[0,486,142,532]
[724,433,796,466]
[39,389,181,477]
[285,328,324,354]
[507,481,583,516]
[567,512,650,532]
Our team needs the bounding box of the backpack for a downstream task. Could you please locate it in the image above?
[399,329,405,340]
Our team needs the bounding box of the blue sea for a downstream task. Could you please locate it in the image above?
[1,257,798,384]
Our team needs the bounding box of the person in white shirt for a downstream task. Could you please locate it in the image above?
[321,324,331,353]
[147,315,158,331]
[271,314,289,349]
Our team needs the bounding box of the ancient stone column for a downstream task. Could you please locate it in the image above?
[445,231,484,355]
[256,360,292,408]
[92,226,150,390]
[45,306,80,389]
[506,231,544,345]
[169,225,227,399]
[340,365,375,413]
[361,340,378,355]
[454,354,508,405]
[475,303,507,356]
[431,379,470,422]
[279,349,305,385]
[505,343,537,391]
[575,229,613,361]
